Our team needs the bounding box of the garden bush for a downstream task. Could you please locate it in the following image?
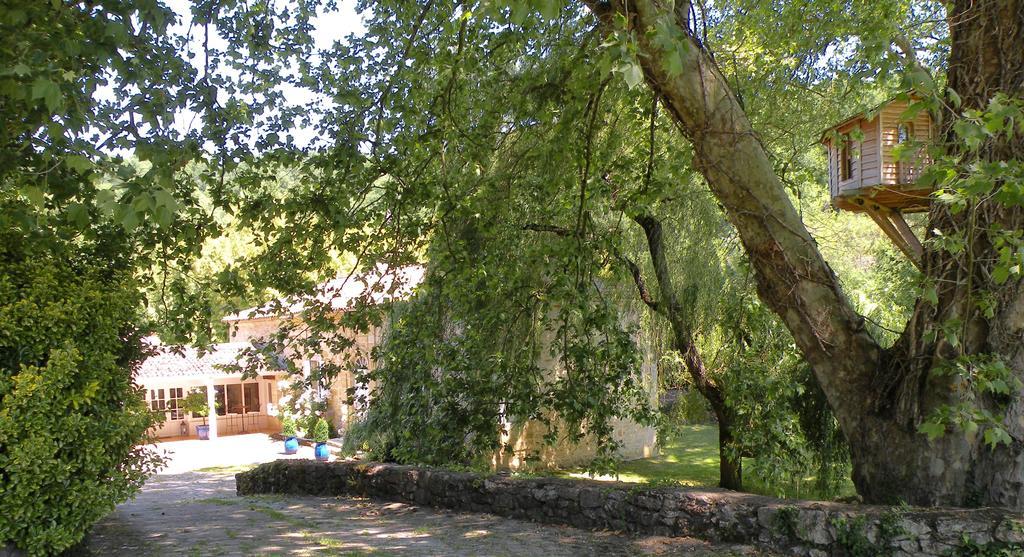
[0,235,163,555]
[313,418,330,443]
[281,415,297,437]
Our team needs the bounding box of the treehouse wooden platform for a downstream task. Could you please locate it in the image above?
[821,96,935,268]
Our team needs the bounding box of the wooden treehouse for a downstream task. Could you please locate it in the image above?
[822,97,934,268]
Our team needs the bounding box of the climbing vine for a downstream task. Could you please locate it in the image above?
[916,94,1024,448]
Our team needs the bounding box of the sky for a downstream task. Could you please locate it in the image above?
[161,0,370,149]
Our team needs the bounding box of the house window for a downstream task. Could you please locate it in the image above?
[167,387,184,420]
[214,385,227,416]
[243,383,261,413]
[226,383,243,414]
[149,389,166,412]
[840,140,856,181]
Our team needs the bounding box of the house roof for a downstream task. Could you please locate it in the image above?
[136,341,253,380]
[222,265,425,323]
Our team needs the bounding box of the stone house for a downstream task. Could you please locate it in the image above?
[137,339,287,439]
[218,267,658,468]
[221,268,422,434]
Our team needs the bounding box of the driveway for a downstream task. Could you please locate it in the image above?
[88,434,776,556]
[148,433,318,474]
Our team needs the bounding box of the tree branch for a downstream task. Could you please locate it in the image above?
[617,251,660,312]
[522,223,572,236]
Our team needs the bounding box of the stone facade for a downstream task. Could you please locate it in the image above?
[225,299,658,470]
[226,314,380,433]
[494,308,659,469]
[496,416,657,470]
[237,460,1024,557]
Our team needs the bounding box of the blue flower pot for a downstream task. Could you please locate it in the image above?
[196,425,210,440]
[284,436,299,455]
[314,442,330,461]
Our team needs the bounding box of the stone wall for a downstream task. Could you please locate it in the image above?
[236,460,1024,557]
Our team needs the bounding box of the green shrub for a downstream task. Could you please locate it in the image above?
[182,388,211,425]
[281,416,297,437]
[313,418,330,443]
[0,236,163,555]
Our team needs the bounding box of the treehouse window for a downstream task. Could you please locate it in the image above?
[897,123,913,144]
[840,140,856,181]
[896,123,915,181]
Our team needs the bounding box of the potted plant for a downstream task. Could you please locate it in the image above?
[313,418,330,461]
[181,388,213,440]
[281,415,299,455]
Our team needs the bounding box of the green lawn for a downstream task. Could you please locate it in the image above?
[560,425,855,501]
[563,425,719,487]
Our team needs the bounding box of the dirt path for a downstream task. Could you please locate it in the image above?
[88,472,777,556]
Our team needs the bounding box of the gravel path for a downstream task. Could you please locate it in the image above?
[88,472,777,556]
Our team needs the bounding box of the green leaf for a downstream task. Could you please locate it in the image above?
[947,89,962,109]
[622,62,644,90]
[537,0,559,20]
[30,77,62,112]
[993,265,1010,285]
[918,421,946,441]
[922,285,938,305]
[663,50,684,78]
[984,427,1012,449]
[67,203,89,230]
[963,419,979,437]
[986,378,1010,395]
[900,102,925,122]
[22,186,45,207]
[152,188,178,213]
[64,155,92,173]
[154,206,174,228]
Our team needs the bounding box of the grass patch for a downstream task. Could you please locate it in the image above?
[561,425,718,486]
[250,505,290,521]
[195,463,259,474]
[561,425,855,501]
[196,497,239,506]
[315,536,345,548]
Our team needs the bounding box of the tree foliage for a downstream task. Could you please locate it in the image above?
[3,0,1022,516]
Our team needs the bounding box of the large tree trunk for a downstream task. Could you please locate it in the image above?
[849,0,1024,507]
[586,0,1024,507]
[717,412,743,492]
